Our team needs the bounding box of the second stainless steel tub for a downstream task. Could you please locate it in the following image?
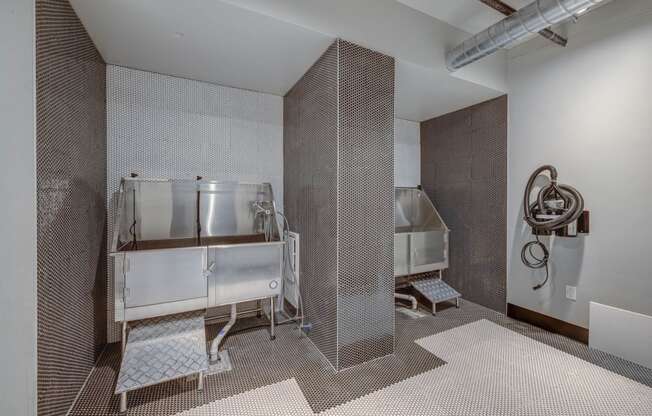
[394,187,449,276]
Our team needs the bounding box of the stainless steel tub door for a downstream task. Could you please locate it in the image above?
[124,247,208,308]
[207,243,283,307]
[410,230,449,274]
[394,234,410,277]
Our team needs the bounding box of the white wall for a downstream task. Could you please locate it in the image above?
[0,1,37,415]
[394,118,421,187]
[589,302,652,369]
[507,0,652,328]
[107,66,283,204]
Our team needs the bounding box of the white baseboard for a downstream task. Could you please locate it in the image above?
[589,302,652,369]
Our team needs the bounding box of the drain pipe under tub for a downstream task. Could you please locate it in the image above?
[395,293,418,310]
[210,303,237,362]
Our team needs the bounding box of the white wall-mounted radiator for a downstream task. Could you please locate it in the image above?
[284,232,300,309]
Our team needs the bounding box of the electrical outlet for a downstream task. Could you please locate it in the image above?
[566,285,577,301]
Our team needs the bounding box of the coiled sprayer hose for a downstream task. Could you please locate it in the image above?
[522,165,584,290]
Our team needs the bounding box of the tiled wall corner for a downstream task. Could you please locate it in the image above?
[421,96,507,313]
[36,1,107,415]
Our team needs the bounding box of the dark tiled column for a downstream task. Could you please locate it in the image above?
[284,40,395,370]
[336,40,395,369]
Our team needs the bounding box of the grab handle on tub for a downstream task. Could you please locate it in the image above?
[203,261,216,278]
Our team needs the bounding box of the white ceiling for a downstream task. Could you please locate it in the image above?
[397,0,531,34]
[69,0,335,96]
[219,0,508,92]
[396,61,502,121]
[70,0,508,121]
[397,0,554,51]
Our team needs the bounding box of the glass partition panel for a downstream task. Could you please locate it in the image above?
[411,230,447,268]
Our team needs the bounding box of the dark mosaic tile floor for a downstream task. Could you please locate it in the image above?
[70,300,652,415]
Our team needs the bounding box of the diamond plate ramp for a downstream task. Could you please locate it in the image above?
[411,279,461,313]
[116,311,208,394]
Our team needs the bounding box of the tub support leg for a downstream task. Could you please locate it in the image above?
[270,297,276,341]
[120,393,127,413]
[120,321,128,413]
[121,321,127,352]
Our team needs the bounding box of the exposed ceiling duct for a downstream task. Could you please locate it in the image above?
[446,0,605,71]
[479,0,568,47]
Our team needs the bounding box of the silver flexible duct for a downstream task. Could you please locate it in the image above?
[446,0,605,71]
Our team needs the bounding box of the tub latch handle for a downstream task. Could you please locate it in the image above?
[203,261,216,278]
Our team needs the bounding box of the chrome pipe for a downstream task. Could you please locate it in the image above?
[209,303,237,362]
[395,293,418,310]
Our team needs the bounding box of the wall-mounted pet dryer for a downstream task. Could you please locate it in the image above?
[521,165,589,290]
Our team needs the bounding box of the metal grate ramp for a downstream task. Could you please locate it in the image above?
[115,311,208,395]
[411,278,461,314]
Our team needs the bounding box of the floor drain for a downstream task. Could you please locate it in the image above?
[205,350,233,375]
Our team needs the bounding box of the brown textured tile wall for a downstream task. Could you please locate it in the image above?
[36,1,107,415]
[421,96,507,313]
